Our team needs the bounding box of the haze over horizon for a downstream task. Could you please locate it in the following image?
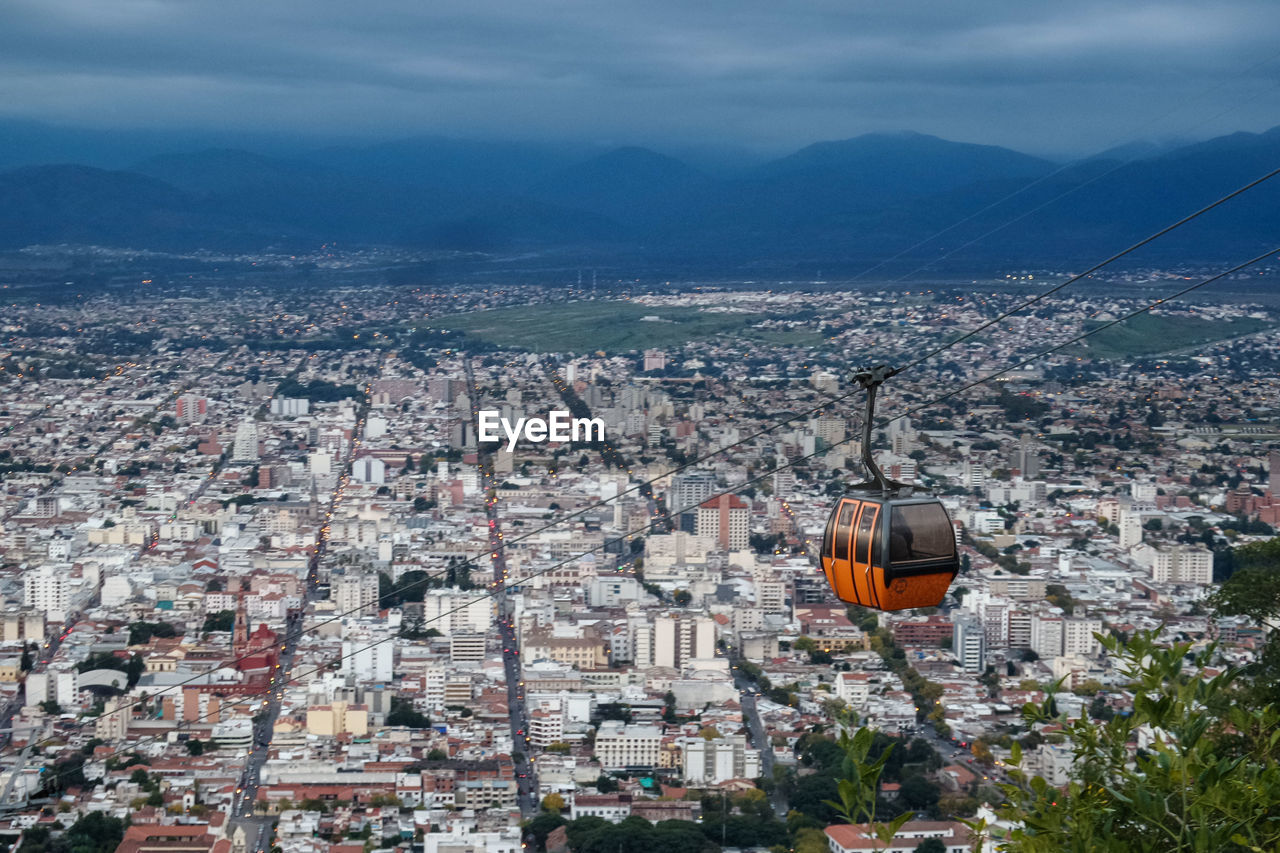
[2,0,1279,161]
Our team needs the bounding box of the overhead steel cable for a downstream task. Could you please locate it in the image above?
[20,243,1279,791]
[897,166,1280,374]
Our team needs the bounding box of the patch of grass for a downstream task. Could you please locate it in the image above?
[440,300,793,353]
[741,328,828,347]
[1077,313,1272,359]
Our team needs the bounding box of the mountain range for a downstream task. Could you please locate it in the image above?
[1,124,1278,273]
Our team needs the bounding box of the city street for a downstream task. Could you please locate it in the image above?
[464,359,539,817]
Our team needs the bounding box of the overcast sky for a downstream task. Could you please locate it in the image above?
[1,0,1278,157]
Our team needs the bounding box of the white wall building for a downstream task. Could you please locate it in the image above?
[594,721,662,770]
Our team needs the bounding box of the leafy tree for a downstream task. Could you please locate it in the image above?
[793,826,830,853]
[915,839,947,853]
[1044,584,1075,614]
[523,812,566,851]
[202,610,235,632]
[986,630,1280,851]
[41,753,88,795]
[596,702,632,723]
[24,811,125,853]
[541,793,565,814]
[186,739,204,756]
[1087,695,1114,721]
[385,697,430,728]
[899,774,941,813]
[77,651,127,674]
[1209,536,1280,706]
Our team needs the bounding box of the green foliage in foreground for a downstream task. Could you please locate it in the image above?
[981,630,1280,852]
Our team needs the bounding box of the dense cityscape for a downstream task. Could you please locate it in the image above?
[0,275,1277,852]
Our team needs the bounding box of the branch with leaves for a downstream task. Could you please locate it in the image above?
[825,727,915,850]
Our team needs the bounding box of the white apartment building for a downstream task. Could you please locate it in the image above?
[334,573,380,617]
[341,636,394,682]
[419,589,493,636]
[755,576,786,613]
[1031,614,1065,660]
[232,419,259,462]
[595,721,662,770]
[1062,617,1104,657]
[24,565,69,623]
[1118,512,1143,550]
[681,734,761,785]
[1136,544,1213,585]
[651,613,715,669]
[953,612,986,673]
[528,708,564,748]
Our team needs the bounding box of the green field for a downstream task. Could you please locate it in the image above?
[1077,313,1273,359]
[440,301,823,353]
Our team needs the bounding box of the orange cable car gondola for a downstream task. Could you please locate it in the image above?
[819,365,959,610]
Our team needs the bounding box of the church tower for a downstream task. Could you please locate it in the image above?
[233,592,249,655]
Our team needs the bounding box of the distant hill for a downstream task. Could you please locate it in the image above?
[0,127,1277,270]
[0,164,217,250]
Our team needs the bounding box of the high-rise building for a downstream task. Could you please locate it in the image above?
[351,454,386,484]
[1118,512,1143,550]
[1145,545,1213,585]
[1010,434,1041,479]
[334,573,380,617]
[340,639,393,682]
[813,416,847,449]
[232,419,259,462]
[1031,614,1065,659]
[1008,609,1033,649]
[24,565,69,622]
[269,398,309,417]
[175,394,207,423]
[962,459,986,491]
[887,416,914,456]
[418,589,492,636]
[755,576,787,614]
[643,349,668,371]
[649,612,715,669]
[953,612,986,673]
[595,721,662,770]
[696,494,750,550]
[681,734,762,785]
[1063,617,1103,657]
[670,472,717,516]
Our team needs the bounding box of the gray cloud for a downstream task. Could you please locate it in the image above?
[0,0,1277,156]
